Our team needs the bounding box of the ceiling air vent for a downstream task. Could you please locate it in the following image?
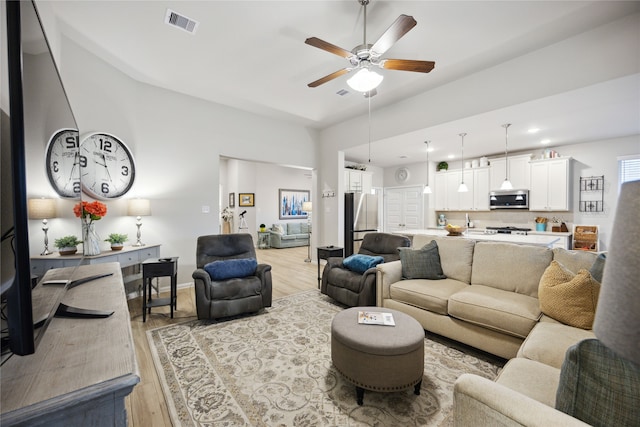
[164,9,199,34]
[336,89,349,96]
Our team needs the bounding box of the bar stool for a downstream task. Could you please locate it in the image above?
[142,257,178,322]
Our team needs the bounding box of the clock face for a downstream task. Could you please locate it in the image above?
[45,128,81,198]
[395,167,410,183]
[79,132,135,199]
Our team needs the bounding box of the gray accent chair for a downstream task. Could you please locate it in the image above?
[321,232,411,307]
[192,233,272,320]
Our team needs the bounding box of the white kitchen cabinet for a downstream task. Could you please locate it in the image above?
[490,154,532,190]
[529,158,572,211]
[434,168,490,211]
[472,167,490,210]
[345,169,372,193]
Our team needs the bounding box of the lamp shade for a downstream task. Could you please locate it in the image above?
[128,198,151,216]
[347,68,383,93]
[28,198,56,219]
[593,180,640,364]
[302,201,312,213]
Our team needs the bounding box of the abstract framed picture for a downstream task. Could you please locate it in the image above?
[279,189,310,220]
[228,192,235,208]
[239,193,255,207]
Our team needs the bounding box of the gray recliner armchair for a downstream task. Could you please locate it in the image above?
[192,233,272,319]
[321,232,411,307]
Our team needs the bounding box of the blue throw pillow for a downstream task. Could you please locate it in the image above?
[204,258,257,281]
[343,254,384,274]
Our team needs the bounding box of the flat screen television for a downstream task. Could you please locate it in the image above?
[1,0,81,357]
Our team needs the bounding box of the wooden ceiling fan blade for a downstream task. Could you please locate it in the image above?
[370,15,417,56]
[307,69,350,88]
[305,37,353,59]
[382,59,435,73]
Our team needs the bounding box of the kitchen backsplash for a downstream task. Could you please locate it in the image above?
[438,211,574,232]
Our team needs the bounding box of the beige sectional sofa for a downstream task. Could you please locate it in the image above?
[375,234,602,425]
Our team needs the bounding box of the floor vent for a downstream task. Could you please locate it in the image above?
[165,9,199,34]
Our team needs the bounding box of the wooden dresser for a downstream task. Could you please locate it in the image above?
[1,263,140,426]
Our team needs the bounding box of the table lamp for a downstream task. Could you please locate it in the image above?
[28,198,57,255]
[302,201,312,263]
[128,199,151,246]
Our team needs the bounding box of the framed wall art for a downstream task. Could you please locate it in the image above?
[239,193,255,207]
[228,192,235,208]
[279,189,310,219]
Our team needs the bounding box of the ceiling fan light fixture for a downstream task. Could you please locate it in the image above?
[347,67,384,93]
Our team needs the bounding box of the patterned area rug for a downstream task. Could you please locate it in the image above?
[147,290,501,426]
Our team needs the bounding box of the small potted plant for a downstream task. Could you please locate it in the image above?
[54,235,81,255]
[259,223,266,232]
[105,233,128,251]
[437,161,449,171]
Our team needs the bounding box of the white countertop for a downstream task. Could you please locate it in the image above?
[399,228,571,248]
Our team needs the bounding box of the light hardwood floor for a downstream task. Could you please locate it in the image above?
[125,246,319,426]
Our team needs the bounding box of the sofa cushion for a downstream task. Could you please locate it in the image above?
[398,240,446,280]
[552,247,598,275]
[471,242,552,297]
[538,260,600,329]
[204,258,257,281]
[272,224,285,234]
[448,285,541,339]
[413,235,475,284]
[556,339,640,427]
[389,278,468,315]
[287,222,302,234]
[496,358,561,408]
[326,267,365,293]
[300,222,310,234]
[343,254,384,274]
[517,321,596,369]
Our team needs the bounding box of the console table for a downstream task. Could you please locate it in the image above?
[1,263,140,426]
[31,244,160,296]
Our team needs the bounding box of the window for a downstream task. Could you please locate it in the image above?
[618,155,640,187]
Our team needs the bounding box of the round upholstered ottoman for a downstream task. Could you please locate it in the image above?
[331,307,425,405]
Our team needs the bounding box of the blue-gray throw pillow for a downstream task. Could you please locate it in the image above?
[556,338,640,426]
[589,253,606,283]
[204,258,257,281]
[343,254,384,274]
[398,240,446,280]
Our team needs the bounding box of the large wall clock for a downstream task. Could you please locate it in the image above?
[79,132,136,199]
[45,128,81,198]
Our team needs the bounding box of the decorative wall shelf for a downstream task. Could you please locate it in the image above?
[579,175,604,212]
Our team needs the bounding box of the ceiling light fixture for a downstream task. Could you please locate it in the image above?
[347,65,384,93]
[500,124,514,190]
[528,127,540,134]
[540,139,551,145]
[458,133,468,193]
[423,140,432,194]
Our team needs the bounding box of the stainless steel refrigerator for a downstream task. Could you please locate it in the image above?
[344,193,379,256]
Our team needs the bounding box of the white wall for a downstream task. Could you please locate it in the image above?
[318,13,639,247]
[32,35,317,284]
[221,159,312,235]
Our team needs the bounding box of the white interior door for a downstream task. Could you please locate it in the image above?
[384,186,423,233]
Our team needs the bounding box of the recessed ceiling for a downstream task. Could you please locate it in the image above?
[42,1,640,167]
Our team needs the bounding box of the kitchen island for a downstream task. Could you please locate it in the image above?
[399,228,572,249]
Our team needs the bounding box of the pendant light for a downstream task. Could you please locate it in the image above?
[500,123,514,190]
[423,140,432,194]
[458,133,468,192]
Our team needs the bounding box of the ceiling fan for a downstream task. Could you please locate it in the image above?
[305,0,435,93]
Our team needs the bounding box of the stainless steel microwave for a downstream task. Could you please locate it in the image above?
[489,189,529,210]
